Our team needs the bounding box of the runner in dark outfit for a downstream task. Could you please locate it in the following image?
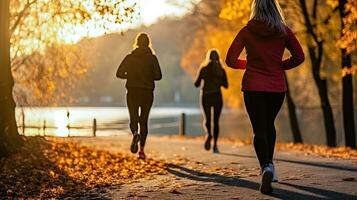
[195,50,228,153]
[116,33,162,159]
[226,0,304,194]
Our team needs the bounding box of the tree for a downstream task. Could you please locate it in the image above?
[285,72,303,143]
[298,0,337,146]
[10,0,137,105]
[337,0,356,148]
[0,0,137,157]
[1,0,23,157]
[284,0,356,147]
[13,44,89,105]
[337,0,357,53]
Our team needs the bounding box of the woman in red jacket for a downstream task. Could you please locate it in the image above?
[226,0,304,194]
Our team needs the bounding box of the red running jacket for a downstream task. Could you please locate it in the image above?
[226,19,305,92]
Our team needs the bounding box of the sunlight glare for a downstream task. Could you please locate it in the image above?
[58,0,197,44]
[138,0,190,25]
[53,110,69,137]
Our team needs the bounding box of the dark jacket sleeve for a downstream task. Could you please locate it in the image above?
[116,55,130,79]
[226,28,246,69]
[221,69,228,89]
[153,55,162,81]
[194,68,203,88]
[282,28,305,70]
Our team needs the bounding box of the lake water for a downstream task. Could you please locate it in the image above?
[15,106,357,146]
[15,107,202,137]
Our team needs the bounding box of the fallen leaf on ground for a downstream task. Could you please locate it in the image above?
[342,177,356,182]
[169,189,182,194]
[276,143,357,161]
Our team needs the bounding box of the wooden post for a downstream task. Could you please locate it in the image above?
[93,118,97,137]
[67,110,70,137]
[21,107,25,135]
[179,113,186,136]
[43,120,46,136]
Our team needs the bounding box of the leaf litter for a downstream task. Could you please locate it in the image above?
[0,137,167,199]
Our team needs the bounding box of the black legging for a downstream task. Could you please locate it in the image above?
[127,88,153,148]
[243,91,285,167]
[202,92,223,146]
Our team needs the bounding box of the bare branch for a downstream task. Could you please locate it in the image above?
[322,7,339,24]
[299,0,320,43]
[10,0,37,36]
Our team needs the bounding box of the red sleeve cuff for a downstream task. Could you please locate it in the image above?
[233,59,247,69]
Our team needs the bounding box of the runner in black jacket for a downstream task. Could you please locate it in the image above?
[116,33,162,159]
[195,49,228,153]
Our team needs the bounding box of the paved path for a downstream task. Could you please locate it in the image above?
[67,135,357,200]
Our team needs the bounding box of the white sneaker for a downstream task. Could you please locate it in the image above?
[269,163,278,182]
[260,165,273,194]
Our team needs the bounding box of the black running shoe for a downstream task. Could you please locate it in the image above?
[213,146,220,153]
[130,133,140,154]
[260,165,273,194]
[204,134,212,151]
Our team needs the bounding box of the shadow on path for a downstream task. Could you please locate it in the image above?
[220,152,357,172]
[280,182,357,200]
[167,164,356,200]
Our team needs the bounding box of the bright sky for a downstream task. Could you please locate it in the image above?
[58,0,196,44]
[139,0,190,25]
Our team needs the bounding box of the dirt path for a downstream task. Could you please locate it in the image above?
[67,135,357,200]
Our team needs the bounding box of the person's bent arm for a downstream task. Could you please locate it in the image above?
[153,55,162,81]
[226,28,246,70]
[194,69,203,88]
[282,28,305,70]
[222,69,228,89]
[116,55,129,79]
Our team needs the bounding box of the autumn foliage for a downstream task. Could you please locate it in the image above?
[329,0,357,53]
[9,0,137,105]
[0,137,167,198]
[276,142,357,162]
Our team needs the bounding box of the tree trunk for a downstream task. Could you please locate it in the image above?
[307,45,337,147]
[285,73,303,143]
[299,0,337,147]
[315,77,336,146]
[0,113,9,158]
[338,0,356,148]
[0,0,23,157]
